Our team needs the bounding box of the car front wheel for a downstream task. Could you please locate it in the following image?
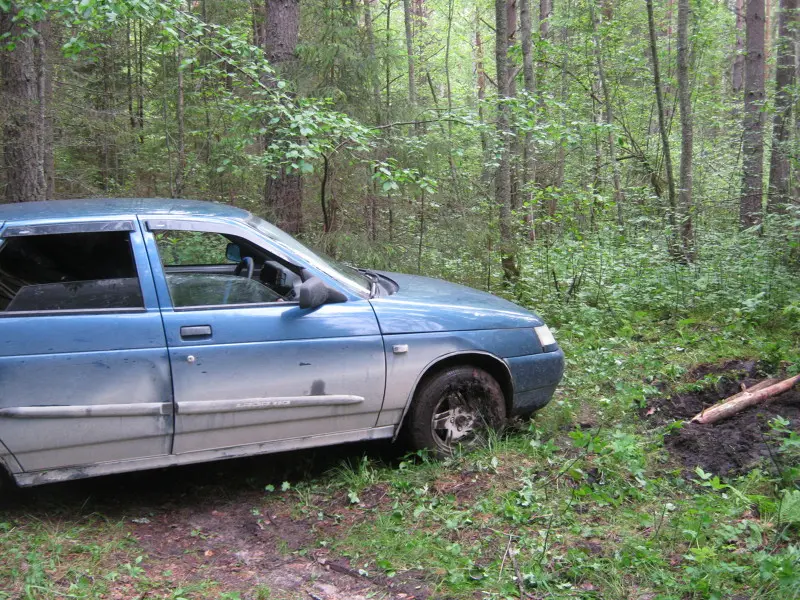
[405,365,507,457]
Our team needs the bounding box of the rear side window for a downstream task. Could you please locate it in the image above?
[0,231,143,313]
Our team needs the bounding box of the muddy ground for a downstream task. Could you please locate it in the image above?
[643,359,800,476]
[2,441,431,599]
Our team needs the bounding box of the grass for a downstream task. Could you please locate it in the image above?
[1,234,799,598]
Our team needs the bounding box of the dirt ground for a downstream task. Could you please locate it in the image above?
[3,441,431,599]
[643,359,800,476]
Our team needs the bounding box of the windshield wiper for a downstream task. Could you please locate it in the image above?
[358,268,380,298]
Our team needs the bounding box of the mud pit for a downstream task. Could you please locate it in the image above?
[643,360,800,476]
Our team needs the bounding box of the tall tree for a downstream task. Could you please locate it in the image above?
[733,0,745,92]
[402,0,417,107]
[677,0,695,259]
[740,0,766,228]
[495,0,518,281]
[767,0,798,212]
[264,0,303,234]
[520,0,536,206]
[176,19,186,197]
[646,0,679,256]
[1,7,48,202]
[590,0,624,226]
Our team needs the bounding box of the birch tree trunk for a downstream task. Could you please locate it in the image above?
[733,0,745,92]
[677,0,695,260]
[520,0,536,211]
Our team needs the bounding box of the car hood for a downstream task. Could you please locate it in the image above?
[368,272,544,334]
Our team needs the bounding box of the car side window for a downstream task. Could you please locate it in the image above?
[0,231,144,313]
[154,229,288,309]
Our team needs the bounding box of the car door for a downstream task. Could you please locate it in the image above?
[0,220,173,472]
[140,217,386,455]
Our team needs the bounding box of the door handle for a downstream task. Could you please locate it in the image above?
[180,325,212,339]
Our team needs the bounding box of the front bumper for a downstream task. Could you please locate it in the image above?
[506,348,565,416]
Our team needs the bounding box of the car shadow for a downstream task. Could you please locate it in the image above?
[0,439,405,517]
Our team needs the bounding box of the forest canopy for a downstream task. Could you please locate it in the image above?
[0,0,798,309]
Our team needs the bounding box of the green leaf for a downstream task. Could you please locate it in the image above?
[779,490,800,524]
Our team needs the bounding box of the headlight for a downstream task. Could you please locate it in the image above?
[534,325,556,347]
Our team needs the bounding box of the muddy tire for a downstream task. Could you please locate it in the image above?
[405,366,507,458]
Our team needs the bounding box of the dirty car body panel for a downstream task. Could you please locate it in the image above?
[138,217,386,456]
[0,199,564,487]
[0,216,173,473]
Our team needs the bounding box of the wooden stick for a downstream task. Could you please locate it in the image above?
[691,375,800,425]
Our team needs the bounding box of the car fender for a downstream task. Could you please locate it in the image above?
[376,329,535,435]
[388,349,514,441]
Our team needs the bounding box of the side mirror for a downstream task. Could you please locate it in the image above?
[225,243,242,263]
[298,276,347,310]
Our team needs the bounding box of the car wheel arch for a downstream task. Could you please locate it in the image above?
[393,350,514,441]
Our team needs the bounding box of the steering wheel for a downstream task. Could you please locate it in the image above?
[234,256,254,280]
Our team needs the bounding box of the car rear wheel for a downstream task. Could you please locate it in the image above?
[405,366,506,457]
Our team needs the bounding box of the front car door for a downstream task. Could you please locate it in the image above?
[0,219,173,472]
[140,216,387,455]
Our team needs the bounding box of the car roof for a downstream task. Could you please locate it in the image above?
[0,198,251,222]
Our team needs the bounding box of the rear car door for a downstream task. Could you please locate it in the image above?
[141,217,386,455]
[0,220,173,472]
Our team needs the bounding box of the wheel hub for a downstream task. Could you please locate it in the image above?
[433,403,478,449]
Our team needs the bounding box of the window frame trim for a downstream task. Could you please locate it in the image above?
[172,300,300,312]
[2,220,135,237]
[0,307,148,319]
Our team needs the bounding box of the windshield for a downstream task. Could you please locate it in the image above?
[245,215,371,296]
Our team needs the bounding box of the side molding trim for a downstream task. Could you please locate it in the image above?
[0,403,173,419]
[177,395,364,415]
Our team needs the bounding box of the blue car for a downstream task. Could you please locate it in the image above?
[0,199,564,487]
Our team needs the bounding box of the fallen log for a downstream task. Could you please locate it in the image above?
[691,374,800,425]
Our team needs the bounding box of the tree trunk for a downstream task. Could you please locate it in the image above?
[677,0,695,260]
[364,0,382,123]
[540,0,552,38]
[495,0,518,282]
[733,0,745,92]
[591,0,624,226]
[176,20,186,198]
[264,0,303,234]
[740,0,766,229]
[137,19,145,141]
[475,21,489,155]
[768,0,798,213]
[1,7,47,202]
[520,0,536,213]
[507,0,520,209]
[36,19,55,199]
[646,0,680,257]
[402,0,417,107]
